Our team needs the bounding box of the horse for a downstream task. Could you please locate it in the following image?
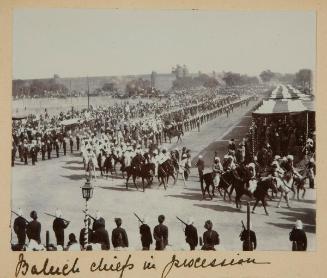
[103,154,117,177]
[251,176,278,215]
[158,159,176,189]
[125,163,155,192]
[292,172,307,200]
[165,127,183,143]
[201,172,215,200]
[216,165,249,202]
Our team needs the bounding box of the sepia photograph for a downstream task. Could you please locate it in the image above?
[10,9,316,252]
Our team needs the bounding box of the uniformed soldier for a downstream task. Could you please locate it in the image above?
[184,217,198,250]
[92,211,106,232]
[76,135,80,151]
[26,210,41,245]
[92,216,110,250]
[201,220,219,251]
[112,218,129,250]
[30,144,37,165]
[41,142,46,160]
[52,209,70,247]
[239,223,257,251]
[54,139,60,158]
[289,220,307,251]
[70,136,74,153]
[139,217,153,250]
[23,141,28,165]
[153,215,168,250]
[46,140,52,159]
[63,138,67,156]
[13,209,28,248]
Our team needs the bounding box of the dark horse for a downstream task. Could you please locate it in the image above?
[165,127,183,143]
[235,176,277,215]
[201,172,216,200]
[216,167,248,201]
[158,159,176,190]
[103,154,118,177]
[125,163,155,192]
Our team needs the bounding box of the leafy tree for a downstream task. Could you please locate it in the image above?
[294,69,312,89]
[259,70,275,82]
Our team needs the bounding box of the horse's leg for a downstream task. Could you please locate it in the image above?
[297,185,300,201]
[133,175,139,190]
[126,173,130,189]
[302,186,306,199]
[285,194,291,208]
[262,198,269,215]
[218,187,223,197]
[276,193,282,208]
[163,177,167,190]
[142,177,145,192]
[252,199,259,213]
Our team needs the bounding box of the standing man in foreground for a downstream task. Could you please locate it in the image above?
[184,217,198,250]
[53,209,70,248]
[290,219,307,251]
[153,215,168,250]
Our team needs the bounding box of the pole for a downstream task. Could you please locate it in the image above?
[87,76,90,110]
[46,230,50,251]
[84,199,89,249]
[305,111,309,156]
[246,202,251,250]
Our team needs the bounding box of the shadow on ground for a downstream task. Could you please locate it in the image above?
[65,160,83,165]
[194,203,244,213]
[62,166,85,171]
[61,174,86,180]
[267,207,316,234]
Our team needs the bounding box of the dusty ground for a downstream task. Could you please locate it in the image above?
[11,98,316,251]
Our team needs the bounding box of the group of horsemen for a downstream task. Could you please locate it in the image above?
[81,124,316,208]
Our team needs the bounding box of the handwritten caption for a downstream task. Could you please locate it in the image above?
[15,253,270,278]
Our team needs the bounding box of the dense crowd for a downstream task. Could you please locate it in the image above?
[11,88,258,167]
[11,84,314,252]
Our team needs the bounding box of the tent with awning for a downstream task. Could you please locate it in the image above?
[12,113,28,120]
[269,84,311,100]
[252,99,308,115]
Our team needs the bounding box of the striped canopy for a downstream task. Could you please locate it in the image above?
[253,99,313,115]
[270,84,311,100]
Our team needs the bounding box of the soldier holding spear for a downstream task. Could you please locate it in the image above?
[45,209,70,248]
[239,202,257,251]
[12,209,29,250]
[176,216,198,250]
[134,212,153,250]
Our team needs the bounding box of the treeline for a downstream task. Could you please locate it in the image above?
[260,69,313,91]
[13,79,70,98]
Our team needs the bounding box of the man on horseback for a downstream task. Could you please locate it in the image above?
[131,147,145,173]
[245,163,257,194]
[212,157,223,189]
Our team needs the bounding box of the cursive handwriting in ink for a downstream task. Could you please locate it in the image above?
[143,256,156,270]
[15,253,80,277]
[161,254,271,278]
[90,254,134,278]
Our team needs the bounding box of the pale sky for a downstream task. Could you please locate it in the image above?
[13,9,316,79]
